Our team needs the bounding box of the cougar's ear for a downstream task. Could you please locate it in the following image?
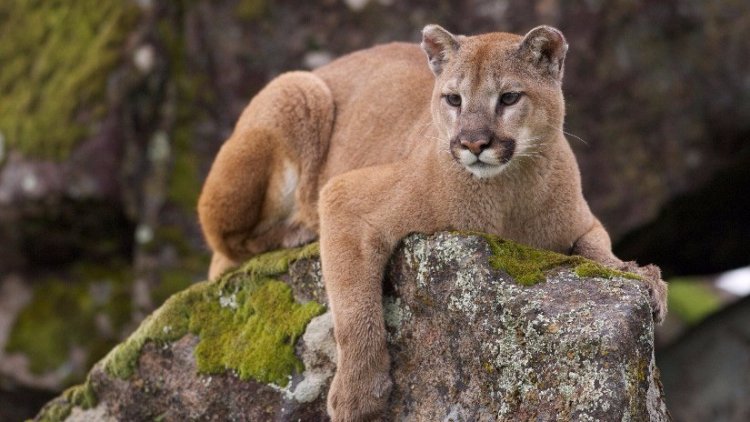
[421,24,460,76]
[518,26,568,80]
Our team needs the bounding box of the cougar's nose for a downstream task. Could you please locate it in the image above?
[460,137,490,155]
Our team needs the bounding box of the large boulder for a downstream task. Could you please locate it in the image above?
[35,233,669,421]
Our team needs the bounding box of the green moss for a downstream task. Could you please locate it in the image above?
[479,233,639,285]
[191,279,323,384]
[35,377,97,422]
[102,243,324,386]
[667,278,721,324]
[0,1,138,159]
[5,262,132,375]
[238,242,320,278]
[573,261,641,281]
[63,381,97,409]
[35,400,72,422]
[102,285,194,379]
[481,235,578,285]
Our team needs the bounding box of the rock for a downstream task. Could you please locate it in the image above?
[659,295,750,422]
[385,234,669,421]
[34,233,669,421]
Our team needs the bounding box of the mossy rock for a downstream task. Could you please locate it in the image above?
[100,243,325,386]
[479,233,640,285]
[35,243,325,421]
[34,233,667,421]
[0,0,138,160]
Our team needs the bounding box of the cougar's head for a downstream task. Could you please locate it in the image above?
[421,25,568,179]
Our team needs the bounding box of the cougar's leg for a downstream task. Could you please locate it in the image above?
[208,251,239,281]
[198,71,334,278]
[572,219,668,323]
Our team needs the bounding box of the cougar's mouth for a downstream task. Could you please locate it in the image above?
[453,138,516,179]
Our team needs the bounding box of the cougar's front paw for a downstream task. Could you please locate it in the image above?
[326,367,392,422]
[620,261,668,324]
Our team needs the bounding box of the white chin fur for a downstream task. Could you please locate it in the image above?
[466,162,505,178]
[458,150,505,179]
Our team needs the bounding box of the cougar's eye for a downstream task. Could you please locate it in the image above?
[499,92,522,106]
[444,94,462,107]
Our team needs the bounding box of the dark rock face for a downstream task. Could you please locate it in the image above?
[36,233,668,421]
[659,296,750,422]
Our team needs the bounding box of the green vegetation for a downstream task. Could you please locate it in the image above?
[573,261,640,281]
[192,279,323,385]
[35,244,321,420]
[63,381,97,409]
[103,243,324,386]
[480,234,639,285]
[5,234,211,388]
[36,400,72,422]
[35,376,98,422]
[667,278,722,324]
[0,0,138,159]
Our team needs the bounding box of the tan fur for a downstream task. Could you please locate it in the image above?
[198,25,668,421]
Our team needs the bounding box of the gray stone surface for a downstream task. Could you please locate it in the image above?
[384,234,669,421]
[37,233,669,421]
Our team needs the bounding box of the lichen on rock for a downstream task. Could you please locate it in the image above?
[283,311,336,404]
[384,233,667,420]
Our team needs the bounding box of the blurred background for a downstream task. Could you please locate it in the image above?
[0,0,748,420]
